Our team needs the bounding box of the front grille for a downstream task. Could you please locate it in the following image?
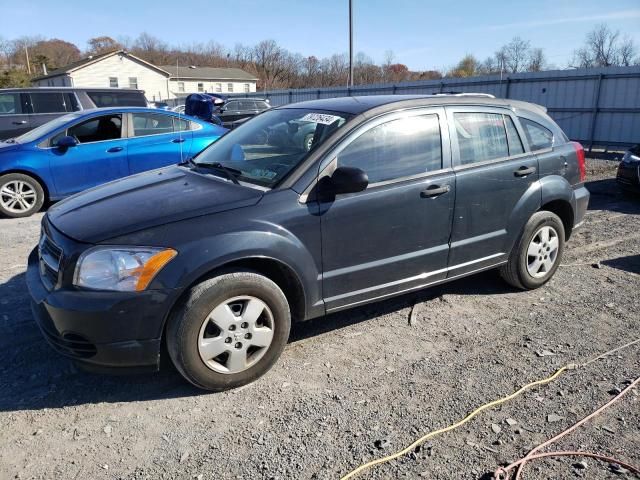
[38,234,62,290]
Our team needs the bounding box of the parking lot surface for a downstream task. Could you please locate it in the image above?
[0,160,638,479]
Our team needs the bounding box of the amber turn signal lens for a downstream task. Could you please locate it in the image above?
[135,249,177,291]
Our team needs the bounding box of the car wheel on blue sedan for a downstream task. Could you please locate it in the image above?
[0,173,45,218]
[166,271,291,391]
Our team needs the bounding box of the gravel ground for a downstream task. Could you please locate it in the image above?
[0,159,638,480]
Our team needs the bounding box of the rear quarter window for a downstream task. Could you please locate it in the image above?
[519,118,554,151]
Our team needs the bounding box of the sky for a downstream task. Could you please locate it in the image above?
[1,0,639,70]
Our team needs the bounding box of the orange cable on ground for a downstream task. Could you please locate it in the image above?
[495,375,640,479]
[338,339,640,480]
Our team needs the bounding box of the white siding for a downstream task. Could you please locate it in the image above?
[168,79,256,97]
[69,55,169,101]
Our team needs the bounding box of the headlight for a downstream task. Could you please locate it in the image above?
[74,247,177,291]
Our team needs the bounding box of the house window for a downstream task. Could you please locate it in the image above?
[109,77,118,88]
[178,82,185,93]
[227,83,234,92]
[197,82,204,92]
[215,83,222,93]
[244,83,250,93]
[129,77,138,89]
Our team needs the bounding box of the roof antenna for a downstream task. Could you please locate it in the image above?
[177,57,184,163]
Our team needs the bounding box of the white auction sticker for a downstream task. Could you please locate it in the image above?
[300,113,341,125]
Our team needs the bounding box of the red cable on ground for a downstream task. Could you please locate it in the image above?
[495,375,640,479]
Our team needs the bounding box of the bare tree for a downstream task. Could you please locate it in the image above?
[502,37,531,73]
[618,36,637,67]
[573,24,637,68]
[87,36,122,55]
[528,48,546,72]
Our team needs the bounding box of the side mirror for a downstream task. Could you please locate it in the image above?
[56,136,77,149]
[322,166,368,196]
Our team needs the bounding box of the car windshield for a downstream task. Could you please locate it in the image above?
[193,108,353,188]
[14,113,82,144]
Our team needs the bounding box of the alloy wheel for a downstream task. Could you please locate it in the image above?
[526,225,559,278]
[0,180,37,214]
[197,295,274,374]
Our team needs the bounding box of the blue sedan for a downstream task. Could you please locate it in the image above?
[0,107,226,217]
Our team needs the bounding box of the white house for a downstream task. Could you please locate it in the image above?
[162,65,258,97]
[32,50,258,101]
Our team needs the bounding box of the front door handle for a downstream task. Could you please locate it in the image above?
[171,138,186,143]
[514,166,536,177]
[420,184,450,198]
[12,120,27,125]
[107,146,123,153]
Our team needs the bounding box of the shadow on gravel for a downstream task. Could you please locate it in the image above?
[1,268,514,412]
[291,270,512,343]
[586,178,640,214]
[0,272,202,413]
[602,254,640,275]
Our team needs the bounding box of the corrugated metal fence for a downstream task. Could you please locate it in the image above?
[218,66,640,151]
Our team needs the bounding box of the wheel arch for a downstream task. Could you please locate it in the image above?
[160,255,308,354]
[0,168,51,202]
[539,199,574,240]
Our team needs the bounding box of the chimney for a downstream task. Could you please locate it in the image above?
[42,63,48,75]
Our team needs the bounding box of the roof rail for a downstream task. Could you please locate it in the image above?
[432,92,496,98]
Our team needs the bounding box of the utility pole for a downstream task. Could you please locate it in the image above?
[348,0,354,88]
[24,46,31,75]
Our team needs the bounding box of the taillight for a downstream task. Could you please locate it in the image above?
[572,141,586,182]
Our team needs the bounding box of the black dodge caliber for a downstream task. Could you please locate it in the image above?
[27,95,590,391]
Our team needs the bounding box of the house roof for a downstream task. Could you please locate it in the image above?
[161,66,258,81]
[32,50,170,81]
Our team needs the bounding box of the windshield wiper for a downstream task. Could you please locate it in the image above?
[181,158,241,185]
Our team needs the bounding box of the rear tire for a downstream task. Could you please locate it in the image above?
[166,272,291,391]
[0,173,45,218]
[500,211,565,290]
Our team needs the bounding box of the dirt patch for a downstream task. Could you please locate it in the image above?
[0,159,638,479]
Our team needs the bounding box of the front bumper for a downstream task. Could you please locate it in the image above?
[27,247,175,370]
[616,162,640,193]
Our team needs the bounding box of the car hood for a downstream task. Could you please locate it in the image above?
[47,166,264,243]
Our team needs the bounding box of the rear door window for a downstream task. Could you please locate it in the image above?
[255,101,269,110]
[237,100,255,111]
[337,113,443,184]
[453,112,509,165]
[68,115,123,143]
[174,117,195,131]
[29,93,69,114]
[0,93,22,114]
[519,118,554,151]
[87,91,147,107]
[225,101,239,111]
[131,112,174,137]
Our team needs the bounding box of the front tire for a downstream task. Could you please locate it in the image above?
[166,272,291,391]
[500,211,565,290]
[0,173,45,218]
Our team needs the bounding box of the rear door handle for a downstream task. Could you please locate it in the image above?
[514,166,536,177]
[420,184,450,198]
[171,138,186,143]
[107,146,123,153]
[12,120,27,125]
